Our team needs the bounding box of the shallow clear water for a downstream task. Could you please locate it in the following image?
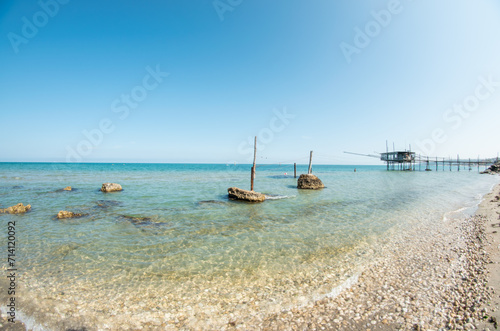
[0,163,498,329]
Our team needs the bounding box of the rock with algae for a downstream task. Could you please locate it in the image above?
[0,203,31,214]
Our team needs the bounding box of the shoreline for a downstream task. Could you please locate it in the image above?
[2,182,499,330]
[255,182,500,330]
[475,183,500,330]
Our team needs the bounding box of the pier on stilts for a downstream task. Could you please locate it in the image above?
[345,142,498,172]
[411,155,496,172]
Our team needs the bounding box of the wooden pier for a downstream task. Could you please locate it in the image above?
[379,152,495,172]
[345,143,498,172]
[413,155,496,172]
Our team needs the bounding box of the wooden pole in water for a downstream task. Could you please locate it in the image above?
[386,141,389,171]
[294,163,297,178]
[436,157,438,171]
[457,154,460,171]
[250,136,257,191]
[308,151,313,174]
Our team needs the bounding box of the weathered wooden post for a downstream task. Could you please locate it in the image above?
[227,136,265,202]
[250,136,256,191]
[294,163,297,178]
[308,151,313,174]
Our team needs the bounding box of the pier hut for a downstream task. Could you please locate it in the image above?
[380,151,416,171]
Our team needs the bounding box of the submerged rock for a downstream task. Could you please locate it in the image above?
[119,215,153,225]
[101,183,123,192]
[118,215,168,227]
[0,203,31,214]
[95,200,123,208]
[57,210,83,219]
[198,200,227,206]
[297,174,324,189]
[227,187,266,202]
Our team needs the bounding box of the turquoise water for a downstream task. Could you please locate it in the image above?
[0,163,498,329]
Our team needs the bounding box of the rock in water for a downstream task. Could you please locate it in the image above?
[57,211,83,219]
[297,174,324,189]
[101,183,123,192]
[0,203,31,214]
[227,187,266,202]
[481,161,500,174]
[63,186,72,191]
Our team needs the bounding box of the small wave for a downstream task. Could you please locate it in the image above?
[267,175,294,179]
[264,194,295,200]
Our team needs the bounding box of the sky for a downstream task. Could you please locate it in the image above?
[1,0,499,164]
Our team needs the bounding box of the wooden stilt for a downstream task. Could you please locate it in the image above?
[294,163,297,178]
[250,136,256,191]
[308,151,313,174]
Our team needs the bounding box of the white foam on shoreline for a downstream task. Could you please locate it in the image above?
[0,306,49,331]
[279,271,361,314]
[321,272,360,300]
[442,180,500,222]
[443,206,472,222]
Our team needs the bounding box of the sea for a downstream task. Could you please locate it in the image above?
[0,162,498,330]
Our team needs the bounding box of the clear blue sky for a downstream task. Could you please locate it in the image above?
[1,0,499,164]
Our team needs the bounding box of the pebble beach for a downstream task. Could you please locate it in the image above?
[254,183,500,331]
